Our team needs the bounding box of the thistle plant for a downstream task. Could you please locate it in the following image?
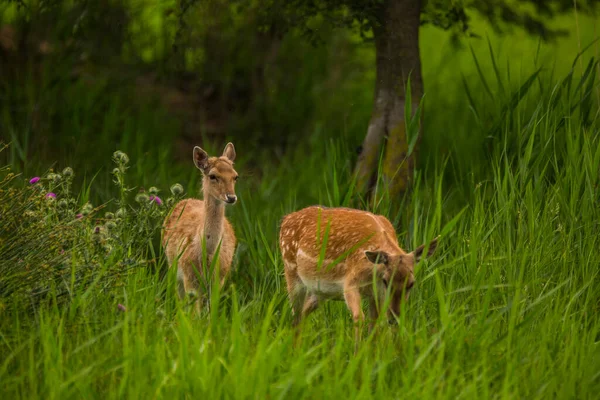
[0,147,185,312]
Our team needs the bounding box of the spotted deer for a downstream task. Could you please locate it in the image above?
[279,206,438,340]
[163,143,238,312]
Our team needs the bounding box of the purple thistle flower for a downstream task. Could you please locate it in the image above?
[94,226,101,234]
[76,213,83,219]
[29,177,40,184]
[117,304,127,312]
[45,192,56,199]
[149,195,163,205]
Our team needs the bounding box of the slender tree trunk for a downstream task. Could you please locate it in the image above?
[354,0,423,199]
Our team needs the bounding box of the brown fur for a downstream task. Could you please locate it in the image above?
[163,143,238,312]
[279,206,438,340]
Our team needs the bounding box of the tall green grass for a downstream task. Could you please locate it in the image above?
[2,55,600,398]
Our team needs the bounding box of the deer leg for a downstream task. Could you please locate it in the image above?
[218,264,229,289]
[301,294,319,320]
[290,286,307,327]
[183,262,202,315]
[284,263,306,326]
[367,297,380,333]
[343,285,364,354]
[176,267,186,300]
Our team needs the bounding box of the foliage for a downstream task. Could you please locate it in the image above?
[0,147,184,311]
[247,0,600,44]
[466,0,600,39]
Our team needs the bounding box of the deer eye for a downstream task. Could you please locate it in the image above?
[209,174,218,181]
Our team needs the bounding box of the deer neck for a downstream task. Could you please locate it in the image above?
[202,193,225,257]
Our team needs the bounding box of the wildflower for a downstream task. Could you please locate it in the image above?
[117,304,127,312]
[29,177,40,184]
[51,174,61,184]
[92,228,103,243]
[105,221,117,230]
[113,151,129,165]
[105,212,115,220]
[149,195,163,205]
[115,208,126,219]
[135,193,149,203]
[148,186,159,195]
[46,192,57,199]
[57,199,68,208]
[170,183,184,196]
[76,213,83,219]
[81,203,93,215]
[62,167,74,177]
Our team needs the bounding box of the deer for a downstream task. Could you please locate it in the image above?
[279,205,438,344]
[163,143,238,313]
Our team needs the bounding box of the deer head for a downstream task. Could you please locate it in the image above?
[365,237,438,320]
[193,142,239,204]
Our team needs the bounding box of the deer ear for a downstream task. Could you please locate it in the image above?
[193,146,209,171]
[365,250,389,265]
[223,142,236,162]
[412,236,439,263]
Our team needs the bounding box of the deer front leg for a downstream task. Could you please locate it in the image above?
[183,262,202,315]
[367,297,380,333]
[343,284,364,354]
[176,267,186,300]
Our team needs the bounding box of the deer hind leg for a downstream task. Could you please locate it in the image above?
[283,261,307,326]
[301,294,319,320]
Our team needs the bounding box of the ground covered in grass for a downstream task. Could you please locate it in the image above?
[2,112,599,397]
[1,12,600,400]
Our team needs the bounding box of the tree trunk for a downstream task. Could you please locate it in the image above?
[354,0,423,199]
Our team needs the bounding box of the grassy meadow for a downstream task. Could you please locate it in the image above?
[1,7,600,399]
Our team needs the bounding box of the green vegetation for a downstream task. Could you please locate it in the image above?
[1,3,600,399]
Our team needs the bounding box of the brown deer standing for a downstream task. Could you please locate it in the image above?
[163,143,238,312]
[279,206,438,343]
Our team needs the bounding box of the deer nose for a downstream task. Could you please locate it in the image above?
[225,194,237,204]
